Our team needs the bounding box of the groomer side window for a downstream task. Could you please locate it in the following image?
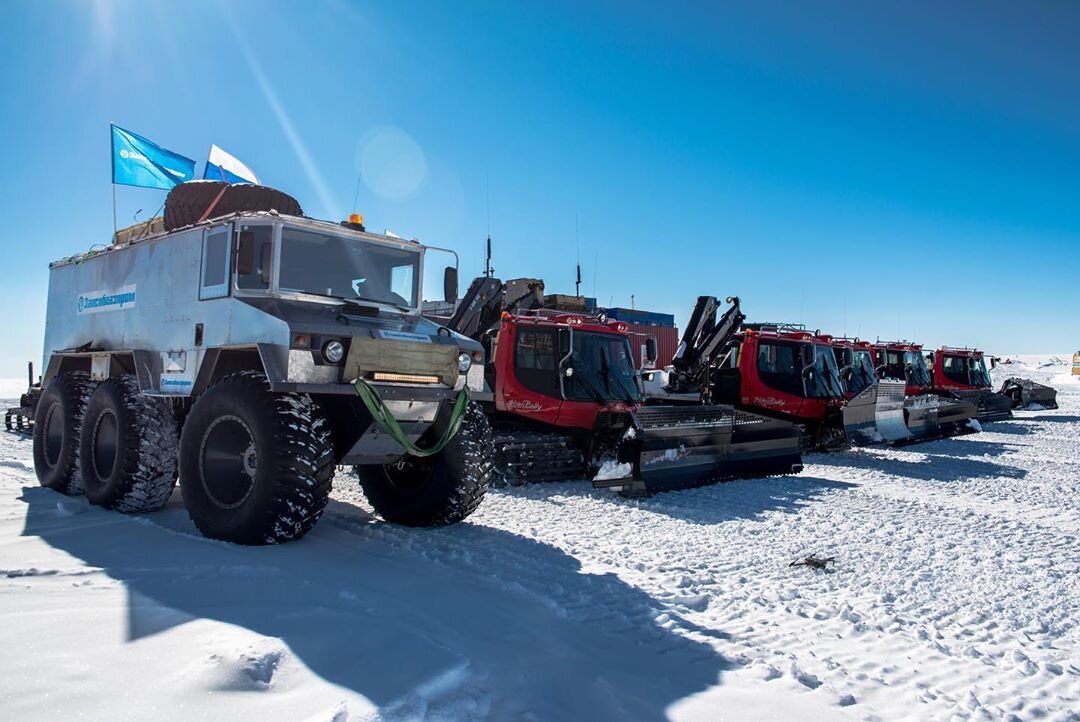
[199,225,232,300]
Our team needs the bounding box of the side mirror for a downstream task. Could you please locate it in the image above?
[236,231,255,274]
[444,266,458,305]
[645,338,657,363]
[259,243,273,285]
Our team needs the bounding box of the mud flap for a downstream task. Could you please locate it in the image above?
[593,404,803,496]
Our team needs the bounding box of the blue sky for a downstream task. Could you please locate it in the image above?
[1,0,1078,378]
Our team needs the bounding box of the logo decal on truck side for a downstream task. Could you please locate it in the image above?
[77,285,137,315]
[506,398,544,412]
[159,376,194,396]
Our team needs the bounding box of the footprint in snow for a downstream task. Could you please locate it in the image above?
[206,643,288,691]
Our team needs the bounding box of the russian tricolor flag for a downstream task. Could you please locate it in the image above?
[203,144,260,185]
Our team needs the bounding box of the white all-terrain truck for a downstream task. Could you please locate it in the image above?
[29,181,494,544]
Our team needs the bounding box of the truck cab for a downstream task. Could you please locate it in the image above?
[928,347,993,392]
[872,341,932,396]
[828,337,877,399]
[44,212,483,401]
[491,311,640,429]
[712,328,845,425]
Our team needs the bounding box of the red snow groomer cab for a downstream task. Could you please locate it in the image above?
[655,295,848,450]
[714,326,849,449]
[824,336,891,444]
[927,347,1014,422]
[653,295,981,448]
[444,278,803,496]
[871,340,979,439]
[872,341,932,396]
[828,338,877,400]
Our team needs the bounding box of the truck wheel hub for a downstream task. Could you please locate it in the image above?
[243,443,258,479]
[199,416,258,509]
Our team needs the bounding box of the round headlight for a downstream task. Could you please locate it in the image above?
[458,352,472,373]
[323,340,346,364]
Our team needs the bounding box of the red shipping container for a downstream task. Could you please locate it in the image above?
[623,324,679,369]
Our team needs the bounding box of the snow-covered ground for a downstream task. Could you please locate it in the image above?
[1,356,1077,721]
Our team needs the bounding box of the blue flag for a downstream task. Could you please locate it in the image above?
[111,124,196,190]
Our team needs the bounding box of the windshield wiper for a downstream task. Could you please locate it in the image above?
[567,366,607,404]
[301,291,412,315]
[600,347,639,404]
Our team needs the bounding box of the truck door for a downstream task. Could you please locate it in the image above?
[503,326,563,418]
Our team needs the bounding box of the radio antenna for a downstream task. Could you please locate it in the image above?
[351,174,362,213]
[484,172,493,277]
[575,212,581,297]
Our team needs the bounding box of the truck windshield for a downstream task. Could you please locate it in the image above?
[878,350,905,380]
[805,343,844,398]
[851,349,876,390]
[971,357,991,387]
[944,354,991,388]
[836,347,876,395]
[566,331,639,403]
[278,227,420,308]
[906,351,932,387]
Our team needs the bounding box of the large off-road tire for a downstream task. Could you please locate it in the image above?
[354,402,493,527]
[178,371,334,544]
[32,372,95,495]
[80,375,179,513]
[164,181,303,231]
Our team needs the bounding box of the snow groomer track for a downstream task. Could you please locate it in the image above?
[1,358,1077,721]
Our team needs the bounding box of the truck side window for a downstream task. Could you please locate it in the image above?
[757,341,803,396]
[199,226,232,300]
[236,225,273,291]
[514,329,560,398]
[942,355,968,384]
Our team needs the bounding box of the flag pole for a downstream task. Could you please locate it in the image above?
[109,122,118,240]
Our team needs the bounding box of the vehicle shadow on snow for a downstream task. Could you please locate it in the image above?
[1014,414,1080,423]
[19,486,730,721]
[626,475,859,526]
[913,438,1024,459]
[497,476,858,526]
[813,449,1027,482]
[978,421,1034,436]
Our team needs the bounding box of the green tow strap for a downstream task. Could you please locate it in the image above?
[353,378,471,458]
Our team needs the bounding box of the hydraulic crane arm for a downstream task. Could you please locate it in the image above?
[668,295,744,394]
[445,276,545,341]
